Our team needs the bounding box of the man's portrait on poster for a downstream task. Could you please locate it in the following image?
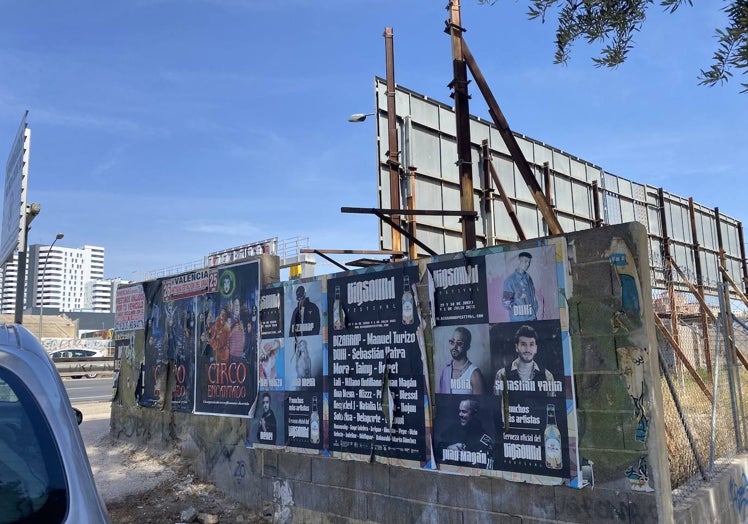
[438,326,486,395]
[486,245,560,324]
[493,323,562,398]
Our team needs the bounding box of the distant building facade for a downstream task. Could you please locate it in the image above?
[0,244,117,314]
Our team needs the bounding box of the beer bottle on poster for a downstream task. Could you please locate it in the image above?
[310,396,320,444]
[333,286,344,330]
[402,275,414,325]
[544,404,562,470]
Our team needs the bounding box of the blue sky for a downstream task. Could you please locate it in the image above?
[1,1,745,280]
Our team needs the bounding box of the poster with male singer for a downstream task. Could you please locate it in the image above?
[281,280,325,451]
[490,320,571,480]
[193,260,260,417]
[485,245,560,324]
[258,287,285,391]
[327,266,431,466]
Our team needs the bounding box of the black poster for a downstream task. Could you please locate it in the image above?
[328,266,427,462]
[428,256,488,325]
[140,280,166,409]
[490,320,570,478]
[168,296,197,413]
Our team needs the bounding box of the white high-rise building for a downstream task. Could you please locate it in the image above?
[0,244,114,314]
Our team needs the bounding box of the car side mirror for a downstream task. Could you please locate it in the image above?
[73,407,83,425]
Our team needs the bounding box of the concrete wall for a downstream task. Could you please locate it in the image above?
[110,224,681,523]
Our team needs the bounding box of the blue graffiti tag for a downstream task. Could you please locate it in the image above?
[234,460,246,481]
[729,472,748,521]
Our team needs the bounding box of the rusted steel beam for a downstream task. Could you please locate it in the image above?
[592,180,604,227]
[446,1,477,250]
[375,211,438,257]
[487,155,526,241]
[719,266,748,310]
[407,165,418,259]
[460,39,563,235]
[738,221,748,295]
[688,197,711,374]
[384,27,402,256]
[341,207,476,217]
[658,188,679,347]
[654,315,712,402]
[481,141,495,246]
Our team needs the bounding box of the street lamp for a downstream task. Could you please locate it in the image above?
[38,233,64,340]
[348,112,375,123]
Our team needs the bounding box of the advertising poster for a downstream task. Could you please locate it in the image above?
[283,280,324,451]
[430,254,496,472]
[194,261,260,417]
[114,284,146,331]
[139,280,167,409]
[258,286,284,390]
[431,242,579,485]
[490,320,569,479]
[429,256,488,325]
[328,266,430,466]
[160,270,212,412]
[249,281,325,452]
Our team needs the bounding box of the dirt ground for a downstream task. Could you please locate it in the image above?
[78,401,270,523]
[104,446,270,524]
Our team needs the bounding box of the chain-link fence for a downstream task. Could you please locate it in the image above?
[656,287,748,501]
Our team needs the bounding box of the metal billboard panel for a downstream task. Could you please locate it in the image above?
[1,112,30,266]
[373,77,745,294]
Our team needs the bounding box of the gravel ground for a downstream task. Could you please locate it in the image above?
[77,401,269,523]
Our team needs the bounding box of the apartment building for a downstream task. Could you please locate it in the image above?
[0,244,115,314]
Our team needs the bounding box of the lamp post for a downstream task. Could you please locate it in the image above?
[38,233,64,340]
[347,112,374,123]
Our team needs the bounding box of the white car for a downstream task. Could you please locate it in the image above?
[49,348,104,379]
[0,324,110,522]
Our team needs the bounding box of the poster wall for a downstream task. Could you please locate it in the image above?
[430,242,579,484]
[117,241,580,486]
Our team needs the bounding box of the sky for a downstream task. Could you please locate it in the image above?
[0,0,745,281]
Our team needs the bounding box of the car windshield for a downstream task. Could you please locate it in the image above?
[0,366,68,523]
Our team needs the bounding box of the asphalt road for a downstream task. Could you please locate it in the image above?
[64,375,114,403]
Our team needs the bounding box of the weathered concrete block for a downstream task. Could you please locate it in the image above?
[626,491,659,524]
[554,486,630,523]
[572,335,619,373]
[461,509,521,524]
[569,265,617,313]
[576,448,643,486]
[389,467,437,503]
[213,444,262,507]
[327,487,368,521]
[436,473,492,511]
[262,449,279,477]
[348,460,389,495]
[278,452,312,482]
[575,373,632,412]
[490,479,555,520]
[577,411,625,450]
[569,299,618,337]
[620,416,649,452]
[365,492,461,524]
[311,455,348,487]
[288,479,329,514]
